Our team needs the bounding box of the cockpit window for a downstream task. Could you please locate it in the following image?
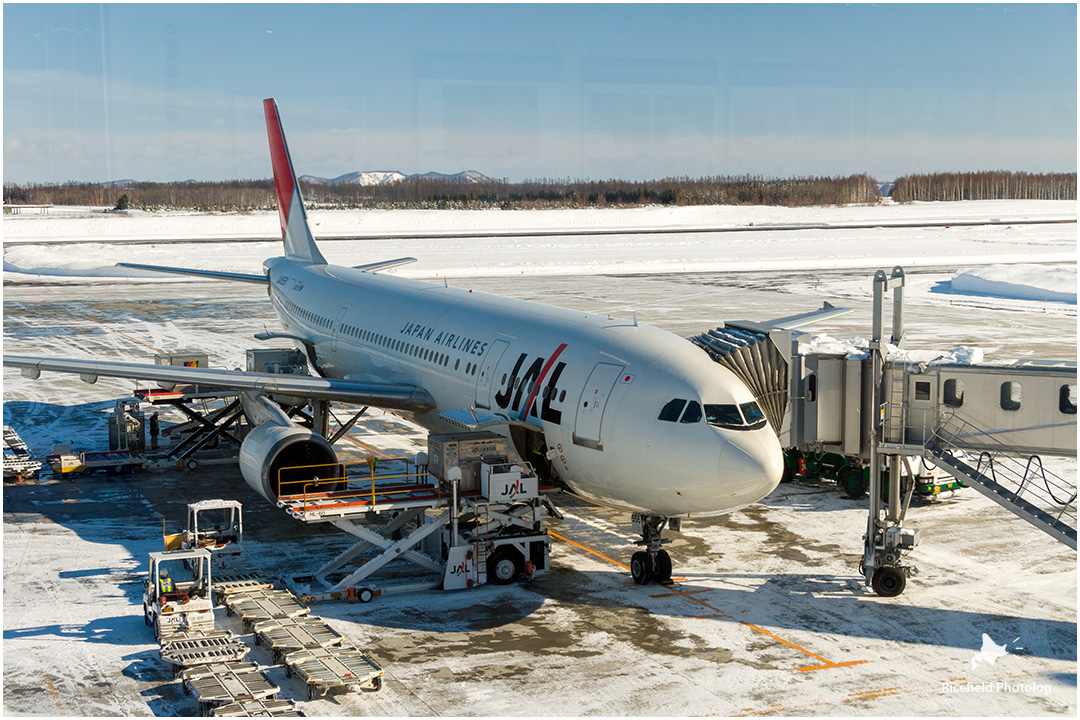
[680,401,702,423]
[740,401,766,426]
[658,399,687,422]
[704,404,742,427]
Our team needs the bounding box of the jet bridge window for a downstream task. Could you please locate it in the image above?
[658,399,687,422]
[944,379,964,407]
[1060,384,1077,415]
[1000,381,1022,412]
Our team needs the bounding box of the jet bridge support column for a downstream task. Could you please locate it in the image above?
[864,267,919,597]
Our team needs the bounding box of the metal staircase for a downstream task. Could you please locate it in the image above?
[927,413,1076,549]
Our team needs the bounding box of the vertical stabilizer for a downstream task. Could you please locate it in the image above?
[264,98,327,265]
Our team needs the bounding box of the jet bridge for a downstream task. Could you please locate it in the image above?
[692,267,1077,596]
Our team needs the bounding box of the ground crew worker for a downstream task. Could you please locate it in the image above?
[149,413,159,450]
[159,567,174,595]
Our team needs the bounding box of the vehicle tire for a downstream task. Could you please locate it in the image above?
[186,459,199,471]
[630,551,653,585]
[285,663,293,678]
[872,566,906,597]
[358,587,375,603]
[372,675,383,691]
[487,550,522,585]
[839,465,867,498]
[143,604,151,626]
[307,683,318,701]
[654,550,673,583]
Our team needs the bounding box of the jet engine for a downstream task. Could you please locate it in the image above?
[238,421,342,502]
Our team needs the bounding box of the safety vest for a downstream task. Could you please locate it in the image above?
[159,576,174,594]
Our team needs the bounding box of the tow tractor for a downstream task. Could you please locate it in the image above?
[164,499,244,568]
[143,548,215,640]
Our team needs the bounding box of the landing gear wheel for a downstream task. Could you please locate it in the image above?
[872,566,906,597]
[487,550,522,585]
[630,551,653,585]
[780,462,795,484]
[839,465,868,498]
[654,550,673,584]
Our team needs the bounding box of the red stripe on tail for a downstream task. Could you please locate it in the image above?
[264,99,294,240]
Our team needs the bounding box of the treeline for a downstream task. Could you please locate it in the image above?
[892,171,1075,202]
[3,180,276,211]
[5,174,881,211]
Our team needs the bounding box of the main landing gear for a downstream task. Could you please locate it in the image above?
[630,513,677,585]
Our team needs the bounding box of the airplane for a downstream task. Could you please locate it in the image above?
[5,98,786,585]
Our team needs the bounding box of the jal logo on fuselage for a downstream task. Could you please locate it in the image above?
[493,352,566,425]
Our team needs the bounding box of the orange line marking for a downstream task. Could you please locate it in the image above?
[340,434,392,459]
[548,530,630,570]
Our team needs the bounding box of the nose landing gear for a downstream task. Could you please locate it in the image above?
[630,514,677,585]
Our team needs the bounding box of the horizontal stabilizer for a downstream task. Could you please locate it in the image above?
[762,301,854,330]
[116,263,269,284]
[439,407,537,432]
[352,257,418,273]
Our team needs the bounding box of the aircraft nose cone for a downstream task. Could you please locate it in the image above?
[718,430,784,504]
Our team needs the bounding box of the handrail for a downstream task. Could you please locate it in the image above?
[276,458,437,514]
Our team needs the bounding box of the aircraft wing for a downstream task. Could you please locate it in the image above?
[3,355,435,412]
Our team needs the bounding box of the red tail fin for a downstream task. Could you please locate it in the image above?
[263,98,326,264]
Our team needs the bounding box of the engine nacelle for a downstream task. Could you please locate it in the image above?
[239,421,341,501]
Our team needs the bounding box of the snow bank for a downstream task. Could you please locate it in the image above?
[804,334,986,365]
[952,264,1077,304]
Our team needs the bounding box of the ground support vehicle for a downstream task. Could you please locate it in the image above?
[224,588,310,632]
[144,549,215,640]
[47,449,144,475]
[783,448,967,498]
[180,660,279,716]
[254,616,344,665]
[209,698,304,717]
[283,646,383,701]
[159,630,250,679]
[164,500,245,568]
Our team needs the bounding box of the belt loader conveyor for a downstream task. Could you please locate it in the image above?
[210,698,304,717]
[254,616,344,664]
[159,630,250,678]
[284,645,383,701]
[181,661,279,716]
[224,589,310,632]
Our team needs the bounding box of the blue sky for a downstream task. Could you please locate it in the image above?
[3,3,1076,184]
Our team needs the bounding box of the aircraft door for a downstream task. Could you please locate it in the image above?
[474,339,510,409]
[331,307,348,352]
[573,362,624,450]
[905,376,938,445]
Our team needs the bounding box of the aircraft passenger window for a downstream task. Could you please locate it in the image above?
[455,359,460,370]
[1000,381,1022,412]
[704,404,742,428]
[1060,385,1077,415]
[740,402,766,426]
[658,399,686,422]
[559,390,566,402]
[944,379,964,407]
[680,402,702,424]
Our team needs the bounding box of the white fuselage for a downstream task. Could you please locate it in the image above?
[265,256,783,517]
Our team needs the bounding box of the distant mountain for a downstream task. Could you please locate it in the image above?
[298,170,492,186]
[96,179,139,188]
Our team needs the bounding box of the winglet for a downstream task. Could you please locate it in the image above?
[263,98,327,265]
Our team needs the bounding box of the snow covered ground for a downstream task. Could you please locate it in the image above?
[3,200,1076,717]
